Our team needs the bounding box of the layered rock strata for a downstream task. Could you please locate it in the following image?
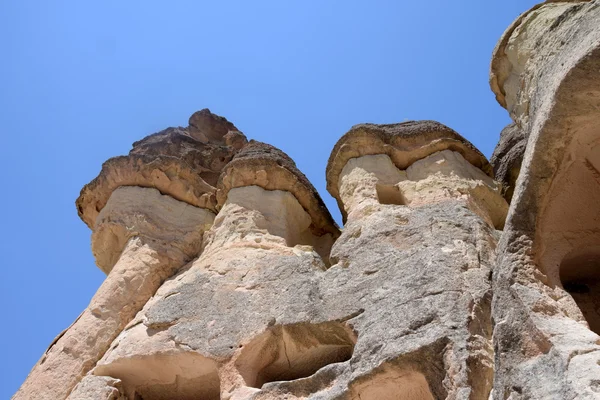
[490,1,600,398]
[15,110,244,400]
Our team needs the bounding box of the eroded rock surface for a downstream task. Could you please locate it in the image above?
[326,121,495,223]
[15,3,600,396]
[490,123,527,202]
[490,1,600,398]
[83,123,504,400]
[76,108,246,229]
[15,110,241,400]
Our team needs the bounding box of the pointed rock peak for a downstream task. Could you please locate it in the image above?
[187,108,245,144]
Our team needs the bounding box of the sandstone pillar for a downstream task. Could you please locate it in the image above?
[321,121,508,400]
[15,110,245,400]
[489,1,600,398]
[87,141,343,400]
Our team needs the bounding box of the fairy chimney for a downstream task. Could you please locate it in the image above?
[14,1,600,398]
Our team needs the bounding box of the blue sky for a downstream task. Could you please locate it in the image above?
[0,1,537,396]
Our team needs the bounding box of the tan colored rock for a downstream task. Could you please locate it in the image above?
[318,127,501,399]
[76,154,216,229]
[15,110,243,400]
[67,375,125,400]
[14,188,215,400]
[218,140,340,239]
[15,4,600,394]
[490,1,600,398]
[76,109,246,229]
[490,123,527,202]
[89,143,340,399]
[187,108,241,143]
[92,186,214,274]
[93,184,340,399]
[332,122,507,229]
[89,125,504,400]
[326,120,493,222]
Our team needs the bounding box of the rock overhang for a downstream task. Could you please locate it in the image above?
[489,0,594,111]
[217,140,340,238]
[326,120,493,207]
[76,109,247,230]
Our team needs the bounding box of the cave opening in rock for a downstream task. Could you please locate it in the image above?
[235,322,356,388]
[376,184,405,206]
[536,134,600,336]
[560,247,600,335]
[94,352,221,400]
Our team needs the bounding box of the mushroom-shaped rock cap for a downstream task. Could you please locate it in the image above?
[217,140,339,237]
[489,0,590,109]
[76,109,247,229]
[326,120,492,202]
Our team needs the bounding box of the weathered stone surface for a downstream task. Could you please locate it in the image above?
[218,140,340,238]
[490,123,527,202]
[312,141,501,400]
[93,185,338,399]
[91,143,341,398]
[67,375,125,400]
[92,186,214,274]
[87,126,504,400]
[187,108,241,143]
[76,109,246,229]
[15,3,600,395]
[329,122,507,229]
[490,1,600,398]
[16,110,238,400]
[326,121,494,222]
[14,188,215,400]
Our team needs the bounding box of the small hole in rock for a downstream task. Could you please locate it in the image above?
[376,184,405,206]
[560,246,600,334]
[235,322,356,388]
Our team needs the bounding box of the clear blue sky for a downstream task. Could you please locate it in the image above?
[0,1,537,396]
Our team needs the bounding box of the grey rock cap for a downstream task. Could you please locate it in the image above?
[76,109,247,229]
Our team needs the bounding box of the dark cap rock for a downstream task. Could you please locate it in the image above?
[326,120,492,204]
[217,140,339,237]
[76,109,247,229]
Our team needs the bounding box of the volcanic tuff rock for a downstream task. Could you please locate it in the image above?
[489,123,527,202]
[14,1,600,399]
[15,109,243,400]
[76,108,247,229]
[70,120,503,400]
[490,1,600,398]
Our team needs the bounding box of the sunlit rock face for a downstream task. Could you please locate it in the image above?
[14,3,600,397]
[14,109,242,400]
[490,1,600,399]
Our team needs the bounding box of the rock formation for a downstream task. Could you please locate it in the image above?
[490,1,600,398]
[14,1,600,398]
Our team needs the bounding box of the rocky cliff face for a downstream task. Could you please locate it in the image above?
[489,1,600,398]
[14,1,600,399]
